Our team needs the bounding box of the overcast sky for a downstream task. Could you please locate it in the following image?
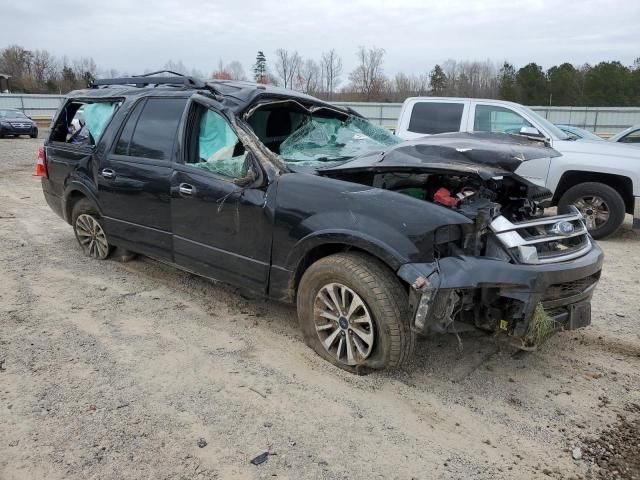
[3,0,639,79]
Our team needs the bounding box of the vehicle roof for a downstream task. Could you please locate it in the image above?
[404,96,527,109]
[66,79,348,115]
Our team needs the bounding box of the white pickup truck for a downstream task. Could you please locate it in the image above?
[395,97,640,238]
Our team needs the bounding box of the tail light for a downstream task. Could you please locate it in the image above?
[34,147,48,178]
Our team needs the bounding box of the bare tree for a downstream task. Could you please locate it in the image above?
[226,61,247,81]
[296,59,320,94]
[275,49,302,89]
[348,46,387,100]
[163,59,188,75]
[320,49,343,99]
[31,50,58,89]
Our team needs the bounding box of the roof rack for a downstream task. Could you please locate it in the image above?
[91,70,207,89]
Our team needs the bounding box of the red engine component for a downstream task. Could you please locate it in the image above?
[433,187,459,207]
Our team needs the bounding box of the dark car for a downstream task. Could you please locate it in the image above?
[0,108,38,138]
[36,73,603,373]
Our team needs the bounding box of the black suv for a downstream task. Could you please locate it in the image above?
[38,73,603,373]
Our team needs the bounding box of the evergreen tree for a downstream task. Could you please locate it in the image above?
[253,51,267,83]
[428,64,447,95]
[516,63,548,105]
[498,62,518,101]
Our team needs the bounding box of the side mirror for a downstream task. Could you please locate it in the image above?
[520,126,542,137]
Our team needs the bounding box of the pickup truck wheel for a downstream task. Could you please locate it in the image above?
[558,182,625,239]
[72,199,111,260]
[297,252,415,374]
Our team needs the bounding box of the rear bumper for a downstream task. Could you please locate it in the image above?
[398,243,604,338]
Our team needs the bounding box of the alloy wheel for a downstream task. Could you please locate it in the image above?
[313,282,375,366]
[75,214,110,259]
[573,196,610,231]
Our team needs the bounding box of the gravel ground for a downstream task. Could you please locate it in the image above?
[1,135,639,480]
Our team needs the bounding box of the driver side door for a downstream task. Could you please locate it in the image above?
[170,97,275,293]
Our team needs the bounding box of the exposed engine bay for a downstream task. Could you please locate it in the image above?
[244,99,600,349]
[370,171,547,223]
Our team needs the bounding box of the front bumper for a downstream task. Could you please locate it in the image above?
[0,123,37,136]
[398,243,604,338]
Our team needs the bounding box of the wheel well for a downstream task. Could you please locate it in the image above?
[553,171,634,214]
[65,190,86,224]
[290,243,404,300]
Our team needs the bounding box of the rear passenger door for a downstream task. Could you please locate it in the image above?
[98,96,188,260]
[397,100,467,140]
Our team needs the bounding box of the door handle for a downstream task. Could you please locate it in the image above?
[179,183,195,196]
[101,168,115,179]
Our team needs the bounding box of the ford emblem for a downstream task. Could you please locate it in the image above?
[551,221,575,236]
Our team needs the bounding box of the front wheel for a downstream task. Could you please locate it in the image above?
[71,198,111,259]
[297,252,415,374]
[558,182,625,239]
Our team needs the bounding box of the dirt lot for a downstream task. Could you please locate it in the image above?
[1,135,639,480]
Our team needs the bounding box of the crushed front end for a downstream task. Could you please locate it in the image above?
[399,206,603,348]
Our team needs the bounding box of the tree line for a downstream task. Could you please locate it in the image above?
[1,44,639,106]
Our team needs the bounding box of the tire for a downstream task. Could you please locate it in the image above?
[71,198,112,260]
[558,182,626,239]
[30,132,37,139]
[297,252,415,374]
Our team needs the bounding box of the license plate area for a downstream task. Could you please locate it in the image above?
[568,301,591,330]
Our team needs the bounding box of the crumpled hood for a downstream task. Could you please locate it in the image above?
[321,132,560,180]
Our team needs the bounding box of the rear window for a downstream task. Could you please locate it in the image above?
[408,102,464,135]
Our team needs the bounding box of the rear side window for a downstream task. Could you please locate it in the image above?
[408,102,464,134]
[115,97,187,161]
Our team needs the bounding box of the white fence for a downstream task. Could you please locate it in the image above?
[2,94,639,134]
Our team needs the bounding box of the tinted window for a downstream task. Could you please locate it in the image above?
[474,105,532,133]
[114,100,145,155]
[127,98,187,160]
[408,102,464,134]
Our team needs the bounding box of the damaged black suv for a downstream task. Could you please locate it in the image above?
[38,72,603,373]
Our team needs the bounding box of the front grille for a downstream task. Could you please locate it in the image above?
[543,272,600,302]
[490,207,591,264]
[10,122,31,129]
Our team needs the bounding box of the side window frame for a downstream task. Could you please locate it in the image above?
[405,100,466,135]
[472,104,532,133]
[109,98,146,157]
[174,97,263,185]
[49,98,122,149]
[620,129,640,144]
[109,96,188,166]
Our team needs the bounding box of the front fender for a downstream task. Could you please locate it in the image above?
[285,228,409,273]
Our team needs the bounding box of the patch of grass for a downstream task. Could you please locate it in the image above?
[522,303,557,349]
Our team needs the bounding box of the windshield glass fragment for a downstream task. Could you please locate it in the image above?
[279,116,402,166]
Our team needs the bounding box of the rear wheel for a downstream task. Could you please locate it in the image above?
[558,182,625,239]
[297,252,415,374]
[71,199,111,260]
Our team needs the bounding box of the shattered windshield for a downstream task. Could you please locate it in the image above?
[279,116,402,167]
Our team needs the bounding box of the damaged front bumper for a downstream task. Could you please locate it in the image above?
[398,243,604,341]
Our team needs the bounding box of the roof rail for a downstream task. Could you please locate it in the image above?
[91,72,207,89]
